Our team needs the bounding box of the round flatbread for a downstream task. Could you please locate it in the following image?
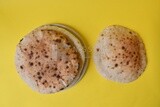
[15,24,88,93]
[94,25,147,83]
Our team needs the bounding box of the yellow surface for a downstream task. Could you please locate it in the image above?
[0,0,160,107]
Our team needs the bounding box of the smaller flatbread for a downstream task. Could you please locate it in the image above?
[94,25,147,83]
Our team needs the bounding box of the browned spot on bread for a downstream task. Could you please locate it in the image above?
[37,72,40,75]
[66,66,69,69]
[28,51,34,59]
[29,62,34,66]
[126,61,130,65]
[24,48,27,51]
[38,62,41,66]
[60,88,64,90]
[115,63,118,67]
[20,65,23,69]
[36,40,39,43]
[129,31,132,34]
[19,38,23,43]
[54,68,57,70]
[44,55,49,58]
[56,75,60,79]
[122,46,125,50]
[38,76,42,80]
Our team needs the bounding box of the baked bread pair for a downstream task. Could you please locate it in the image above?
[15,24,147,94]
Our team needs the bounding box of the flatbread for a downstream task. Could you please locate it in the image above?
[15,24,88,93]
[94,25,147,83]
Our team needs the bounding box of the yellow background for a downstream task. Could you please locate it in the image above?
[0,0,160,107]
